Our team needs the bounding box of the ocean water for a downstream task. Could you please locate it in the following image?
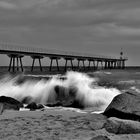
[0,68,121,113]
[0,66,139,113]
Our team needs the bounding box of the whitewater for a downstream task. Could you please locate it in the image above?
[0,71,121,112]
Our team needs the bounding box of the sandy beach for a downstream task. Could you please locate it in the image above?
[0,108,139,140]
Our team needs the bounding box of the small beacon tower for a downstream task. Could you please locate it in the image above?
[119,48,126,69]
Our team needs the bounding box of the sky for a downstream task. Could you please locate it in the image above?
[0,0,140,66]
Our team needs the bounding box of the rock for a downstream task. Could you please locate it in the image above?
[104,117,140,134]
[89,121,105,131]
[88,114,107,131]
[46,101,62,107]
[37,104,44,109]
[90,136,110,140]
[0,96,23,114]
[0,96,23,108]
[0,103,19,114]
[103,91,140,121]
[25,102,38,110]
[46,85,84,109]
[21,96,33,104]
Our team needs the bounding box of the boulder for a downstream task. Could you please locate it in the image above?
[0,96,23,108]
[103,91,140,121]
[90,136,110,140]
[89,114,107,131]
[25,102,38,110]
[104,117,140,134]
[0,96,23,114]
[46,85,84,109]
[37,104,44,109]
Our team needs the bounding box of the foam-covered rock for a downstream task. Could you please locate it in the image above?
[103,91,140,121]
[25,102,38,110]
[37,104,44,109]
[46,85,84,108]
[104,117,140,134]
[21,96,33,104]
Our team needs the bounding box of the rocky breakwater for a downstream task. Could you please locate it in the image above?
[103,90,140,134]
[103,90,140,121]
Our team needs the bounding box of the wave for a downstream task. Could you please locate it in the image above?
[0,71,121,112]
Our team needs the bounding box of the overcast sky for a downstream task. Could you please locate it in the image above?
[0,0,140,66]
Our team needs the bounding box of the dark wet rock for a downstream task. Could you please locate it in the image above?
[0,96,23,114]
[0,96,23,108]
[46,85,84,109]
[46,101,62,107]
[103,91,140,121]
[21,96,33,104]
[25,102,38,110]
[104,117,140,134]
[90,135,110,140]
[37,104,44,109]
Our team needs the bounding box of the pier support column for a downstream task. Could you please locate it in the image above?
[116,61,119,69]
[88,60,92,70]
[111,61,114,69]
[113,61,116,69]
[16,57,19,71]
[8,54,24,72]
[96,61,99,70]
[92,60,96,70]
[31,56,44,72]
[104,61,108,69]
[83,60,85,70]
[96,60,104,70]
[118,60,121,69]
[122,60,125,69]
[108,61,111,69]
[96,60,103,70]
[77,59,80,70]
[101,61,103,69]
[49,57,60,71]
[77,58,86,71]
[116,59,126,69]
[88,60,96,70]
[64,58,74,71]
[19,57,23,72]
[88,60,91,69]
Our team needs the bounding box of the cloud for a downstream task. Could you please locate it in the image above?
[0,1,17,10]
[0,0,139,28]
[0,0,140,60]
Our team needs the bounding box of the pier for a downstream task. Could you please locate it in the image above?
[0,43,128,72]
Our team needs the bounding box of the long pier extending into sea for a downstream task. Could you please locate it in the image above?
[0,42,128,72]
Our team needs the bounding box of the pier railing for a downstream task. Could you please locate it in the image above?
[0,42,120,60]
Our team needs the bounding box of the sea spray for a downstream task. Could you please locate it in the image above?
[0,71,121,111]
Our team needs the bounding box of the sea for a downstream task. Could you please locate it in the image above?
[0,66,139,114]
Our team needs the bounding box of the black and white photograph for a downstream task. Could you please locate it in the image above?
[0,0,139,139]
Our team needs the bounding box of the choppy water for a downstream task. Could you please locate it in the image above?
[0,71,121,112]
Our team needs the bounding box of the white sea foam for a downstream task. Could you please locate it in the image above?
[0,71,121,111]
